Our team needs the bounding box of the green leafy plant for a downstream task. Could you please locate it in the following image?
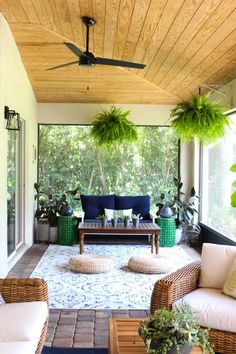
[90,106,138,146]
[131,213,143,220]
[96,214,107,220]
[230,164,236,207]
[170,93,229,143]
[155,178,199,225]
[138,304,214,354]
[34,183,80,225]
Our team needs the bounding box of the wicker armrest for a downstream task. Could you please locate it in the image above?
[0,278,48,303]
[150,261,201,314]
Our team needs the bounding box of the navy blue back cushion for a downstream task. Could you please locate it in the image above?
[80,194,115,219]
[115,195,150,219]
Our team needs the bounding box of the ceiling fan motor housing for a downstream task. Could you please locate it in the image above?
[79,52,96,67]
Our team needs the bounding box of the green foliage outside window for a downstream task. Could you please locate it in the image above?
[38,125,179,211]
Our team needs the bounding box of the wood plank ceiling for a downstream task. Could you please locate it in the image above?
[1,0,236,104]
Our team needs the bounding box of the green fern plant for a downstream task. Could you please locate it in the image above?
[170,93,229,143]
[230,164,236,207]
[90,106,137,146]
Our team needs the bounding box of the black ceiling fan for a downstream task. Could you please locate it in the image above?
[47,16,145,71]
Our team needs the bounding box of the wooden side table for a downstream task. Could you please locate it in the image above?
[108,318,204,354]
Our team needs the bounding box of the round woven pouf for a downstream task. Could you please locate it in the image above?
[69,254,114,274]
[128,255,175,274]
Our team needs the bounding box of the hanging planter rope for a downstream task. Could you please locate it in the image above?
[170,92,229,144]
[90,106,138,146]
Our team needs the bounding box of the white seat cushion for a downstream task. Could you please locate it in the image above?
[0,301,48,348]
[173,288,236,333]
[0,341,35,354]
[199,243,236,288]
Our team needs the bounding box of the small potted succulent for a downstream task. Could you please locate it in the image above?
[132,213,143,227]
[138,304,214,354]
[111,216,118,227]
[96,214,108,227]
[122,215,131,227]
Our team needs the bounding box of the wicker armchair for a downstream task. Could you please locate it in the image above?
[0,278,48,354]
[150,261,236,354]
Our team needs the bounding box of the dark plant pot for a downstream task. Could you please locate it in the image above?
[132,219,139,227]
[111,218,118,227]
[150,341,192,354]
[60,205,73,216]
[101,219,107,227]
[160,206,174,218]
[124,219,130,227]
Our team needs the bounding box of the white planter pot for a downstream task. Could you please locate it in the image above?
[49,226,58,243]
[36,218,49,242]
[175,228,182,245]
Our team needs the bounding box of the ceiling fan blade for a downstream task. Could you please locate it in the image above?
[95,57,145,69]
[46,60,78,71]
[64,42,88,58]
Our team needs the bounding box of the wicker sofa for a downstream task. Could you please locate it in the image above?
[150,258,236,354]
[0,278,48,354]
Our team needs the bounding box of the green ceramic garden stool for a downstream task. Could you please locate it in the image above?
[58,216,77,246]
[156,217,176,247]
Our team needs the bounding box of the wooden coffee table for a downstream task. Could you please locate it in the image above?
[108,318,204,354]
[77,222,160,254]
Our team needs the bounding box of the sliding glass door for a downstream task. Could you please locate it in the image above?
[7,121,25,257]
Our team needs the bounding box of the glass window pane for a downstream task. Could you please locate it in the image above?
[200,111,236,241]
[38,125,179,212]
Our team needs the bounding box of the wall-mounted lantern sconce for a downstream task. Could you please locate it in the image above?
[4,106,20,130]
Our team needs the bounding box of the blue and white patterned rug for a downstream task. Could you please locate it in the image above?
[31,244,193,309]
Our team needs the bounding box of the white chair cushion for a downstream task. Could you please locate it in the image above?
[223,255,236,299]
[0,341,35,354]
[0,301,48,347]
[198,243,236,288]
[173,288,236,333]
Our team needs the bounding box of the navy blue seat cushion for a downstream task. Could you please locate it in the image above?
[115,195,151,219]
[80,194,115,220]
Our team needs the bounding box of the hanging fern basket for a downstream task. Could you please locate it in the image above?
[170,93,229,144]
[90,106,138,146]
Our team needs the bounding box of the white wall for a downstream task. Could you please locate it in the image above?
[38,103,175,125]
[0,14,38,277]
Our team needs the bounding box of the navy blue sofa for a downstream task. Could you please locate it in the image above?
[80,194,153,223]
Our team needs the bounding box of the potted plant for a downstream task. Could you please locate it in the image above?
[230,163,236,207]
[131,213,143,227]
[90,106,138,146]
[111,216,118,227]
[138,304,214,354]
[173,178,199,245]
[170,92,229,143]
[156,191,175,218]
[96,214,108,227]
[123,215,131,227]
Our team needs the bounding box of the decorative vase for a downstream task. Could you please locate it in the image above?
[160,206,174,218]
[111,218,118,227]
[60,205,73,216]
[132,219,139,227]
[124,219,130,227]
[101,219,107,227]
